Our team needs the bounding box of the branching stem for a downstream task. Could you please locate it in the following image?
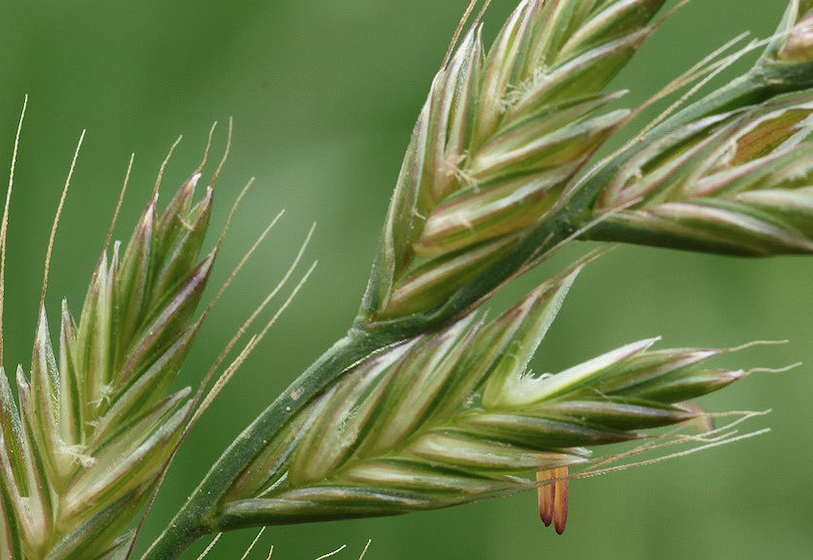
[140,55,813,560]
[140,326,391,560]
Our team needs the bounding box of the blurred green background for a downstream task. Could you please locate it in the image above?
[1,0,811,558]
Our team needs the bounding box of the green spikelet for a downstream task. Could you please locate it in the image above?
[372,0,667,319]
[217,265,743,529]
[0,172,214,560]
[585,92,813,255]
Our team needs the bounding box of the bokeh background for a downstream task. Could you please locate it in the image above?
[1,1,811,558]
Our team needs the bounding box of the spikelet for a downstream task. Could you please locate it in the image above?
[579,0,813,255]
[0,172,214,560]
[585,91,813,255]
[371,0,666,319]
[217,264,744,529]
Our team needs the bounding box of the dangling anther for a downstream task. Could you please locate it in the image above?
[537,466,569,534]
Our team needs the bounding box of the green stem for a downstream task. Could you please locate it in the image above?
[140,60,813,560]
[139,326,388,560]
[139,184,583,560]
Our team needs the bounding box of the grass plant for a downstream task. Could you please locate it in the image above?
[3,1,813,558]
